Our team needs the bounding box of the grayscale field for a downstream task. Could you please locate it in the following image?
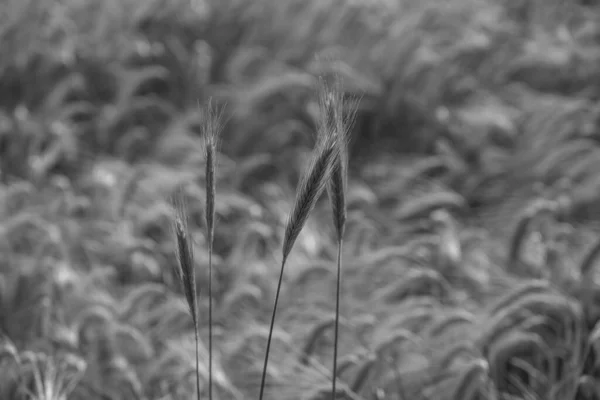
[1,1,600,399]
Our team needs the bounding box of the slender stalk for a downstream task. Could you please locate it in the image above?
[172,196,201,400]
[318,74,355,400]
[202,97,223,400]
[332,238,343,400]
[208,244,214,400]
[258,254,288,400]
[259,122,340,400]
[194,317,201,400]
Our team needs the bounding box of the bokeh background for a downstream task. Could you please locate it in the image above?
[3,0,600,399]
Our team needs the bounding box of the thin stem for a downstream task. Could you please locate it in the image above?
[259,256,288,400]
[208,246,214,400]
[332,238,343,400]
[194,319,201,400]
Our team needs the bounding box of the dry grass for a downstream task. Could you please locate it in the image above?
[3,0,600,400]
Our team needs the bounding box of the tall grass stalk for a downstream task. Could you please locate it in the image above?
[258,96,342,400]
[202,98,224,400]
[319,75,356,400]
[331,239,344,398]
[172,193,201,400]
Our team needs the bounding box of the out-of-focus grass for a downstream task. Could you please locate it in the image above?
[3,0,600,399]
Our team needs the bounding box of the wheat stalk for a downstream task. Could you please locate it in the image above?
[258,91,341,400]
[201,97,225,400]
[171,191,201,400]
[318,73,358,400]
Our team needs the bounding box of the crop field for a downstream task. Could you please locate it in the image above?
[4,0,600,399]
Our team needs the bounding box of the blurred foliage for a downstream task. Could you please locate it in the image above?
[3,0,600,399]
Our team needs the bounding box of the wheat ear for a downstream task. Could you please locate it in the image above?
[201,97,225,400]
[258,106,341,400]
[172,192,201,400]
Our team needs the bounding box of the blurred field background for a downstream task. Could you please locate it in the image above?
[3,0,600,399]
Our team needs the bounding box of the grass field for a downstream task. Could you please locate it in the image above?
[3,0,600,399]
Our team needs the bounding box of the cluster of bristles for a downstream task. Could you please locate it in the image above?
[171,76,358,400]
